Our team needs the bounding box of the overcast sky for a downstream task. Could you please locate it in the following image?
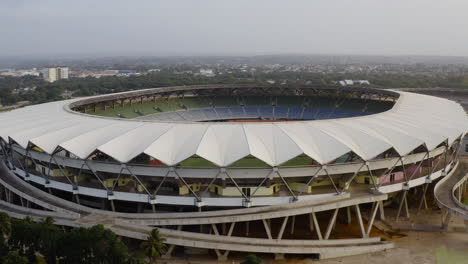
[1,0,468,57]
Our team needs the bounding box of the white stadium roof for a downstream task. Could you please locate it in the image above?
[0,90,467,166]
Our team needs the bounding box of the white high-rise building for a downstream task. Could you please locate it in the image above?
[45,68,58,82]
[43,67,69,82]
[58,67,69,79]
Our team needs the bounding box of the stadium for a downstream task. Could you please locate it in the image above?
[0,84,467,260]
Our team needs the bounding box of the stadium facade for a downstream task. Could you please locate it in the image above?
[0,84,467,260]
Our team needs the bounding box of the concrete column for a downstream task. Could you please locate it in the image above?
[290,215,296,234]
[74,194,81,205]
[309,213,314,232]
[262,219,273,239]
[311,212,323,240]
[366,202,380,238]
[6,189,11,203]
[396,191,408,222]
[417,184,429,213]
[211,224,220,235]
[378,201,385,220]
[227,222,236,237]
[346,206,352,224]
[404,193,410,218]
[324,208,339,240]
[441,209,452,230]
[277,216,289,240]
[355,205,366,238]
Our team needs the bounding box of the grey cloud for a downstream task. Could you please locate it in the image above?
[1,0,468,57]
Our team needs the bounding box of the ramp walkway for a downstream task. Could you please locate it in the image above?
[0,176,393,260]
[434,161,468,225]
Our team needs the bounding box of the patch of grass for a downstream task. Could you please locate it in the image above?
[436,247,468,264]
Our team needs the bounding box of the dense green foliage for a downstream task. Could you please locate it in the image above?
[241,254,263,264]
[141,229,167,264]
[2,251,29,264]
[1,71,468,107]
[0,213,135,264]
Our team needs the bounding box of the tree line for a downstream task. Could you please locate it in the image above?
[1,71,467,107]
[0,212,167,264]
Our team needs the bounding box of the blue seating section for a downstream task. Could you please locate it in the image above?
[287,107,302,119]
[274,107,288,119]
[244,107,259,118]
[133,96,386,122]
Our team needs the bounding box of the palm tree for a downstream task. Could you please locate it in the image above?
[241,254,263,264]
[141,228,167,263]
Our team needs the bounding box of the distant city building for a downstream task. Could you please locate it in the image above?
[58,67,69,79]
[199,69,215,77]
[43,67,69,82]
[0,68,40,77]
[117,70,138,77]
[338,80,370,86]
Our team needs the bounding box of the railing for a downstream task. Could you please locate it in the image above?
[434,161,468,220]
[451,172,468,211]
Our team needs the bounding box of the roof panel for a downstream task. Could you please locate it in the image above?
[144,124,208,166]
[374,113,448,150]
[196,124,250,166]
[98,123,174,163]
[312,121,393,160]
[276,122,351,164]
[337,118,425,156]
[243,123,303,166]
[29,120,109,154]
[59,122,141,159]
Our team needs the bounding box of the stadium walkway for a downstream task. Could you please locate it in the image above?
[434,159,468,229]
[0,161,394,260]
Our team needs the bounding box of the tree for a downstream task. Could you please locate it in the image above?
[0,212,11,256]
[0,212,11,237]
[241,254,263,264]
[140,228,167,263]
[58,224,129,264]
[2,251,29,264]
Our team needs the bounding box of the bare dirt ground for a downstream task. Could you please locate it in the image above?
[311,231,468,264]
